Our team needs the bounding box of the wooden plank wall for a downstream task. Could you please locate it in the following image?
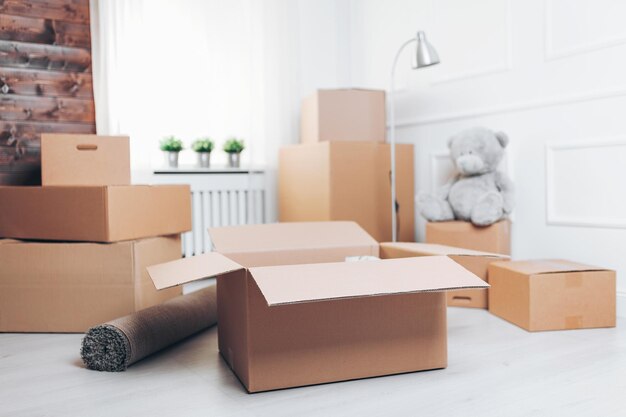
[0,0,95,185]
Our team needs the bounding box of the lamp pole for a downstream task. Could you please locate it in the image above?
[388,31,440,242]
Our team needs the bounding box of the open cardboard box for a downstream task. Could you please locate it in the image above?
[147,221,489,392]
[148,252,487,392]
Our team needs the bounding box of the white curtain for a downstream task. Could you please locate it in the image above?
[89,0,301,197]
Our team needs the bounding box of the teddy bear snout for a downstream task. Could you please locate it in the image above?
[456,154,485,175]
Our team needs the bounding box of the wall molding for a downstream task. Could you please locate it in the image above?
[544,0,626,61]
[545,137,626,228]
[431,0,513,85]
[429,150,450,191]
[393,85,626,128]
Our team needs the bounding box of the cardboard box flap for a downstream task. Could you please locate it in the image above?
[248,256,489,306]
[209,221,378,253]
[147,252,244,290]
[380,242,508,258]
[492,259,610,276]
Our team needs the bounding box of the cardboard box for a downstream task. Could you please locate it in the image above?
[426,220,511,255]
[380,242,509,309]
[301,89,386,144]
[147,252,488,392]
[41,134,131,186]
[279,142,414,242]
[0,185,191,242]
[488,259,616,331]
[209,221,379,267]
[0,236,182,333]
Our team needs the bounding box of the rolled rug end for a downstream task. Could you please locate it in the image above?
[81,324,131,372]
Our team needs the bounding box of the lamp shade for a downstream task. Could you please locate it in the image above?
[413,31,440,69]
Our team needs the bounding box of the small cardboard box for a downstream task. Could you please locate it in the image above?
[208,221,379,267]
[0,185,191,242]
[426,220,511,255]
[488,259,616,331]
[148,252,488,392]
[0,236,182,333]
[279,142,414,242]
[40,134,131,186]
[301,89,386,144]
[380,242,509,309]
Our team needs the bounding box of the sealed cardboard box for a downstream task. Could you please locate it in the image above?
[301,89,386,144]
[279,142,414,242]
[0,236,182,333]
[488,259,616,331]
[148,252,488,392]
[426,220,511,255]
[380,242,508,309]
[209,221,379,267]
[40,134,131,186]
[0,184,191,242]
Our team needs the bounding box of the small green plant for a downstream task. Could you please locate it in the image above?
[192,137,215,153]
[160,136,184,152]
[223,137,245,154]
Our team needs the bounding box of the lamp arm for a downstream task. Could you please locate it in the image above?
[389,38,416,242]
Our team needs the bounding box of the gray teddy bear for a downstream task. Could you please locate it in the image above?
[417,127,514,226]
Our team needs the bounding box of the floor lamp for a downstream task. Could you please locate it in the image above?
[389,31,440,241]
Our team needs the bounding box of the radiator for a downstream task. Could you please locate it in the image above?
[151,169,267,257]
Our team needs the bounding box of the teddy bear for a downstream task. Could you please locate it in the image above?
[417,127,514,226]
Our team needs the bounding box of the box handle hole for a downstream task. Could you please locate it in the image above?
[76,144,98,151]
[452,296,472,303]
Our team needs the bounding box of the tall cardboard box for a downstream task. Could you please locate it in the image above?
[0,236,182,332]
[426,220,511,255]
[279,142,414,242]
[488,259,616,331]
[148,252,488,392]
[301,89,386,144]
[380,242,508,309]
[0,184,191,242]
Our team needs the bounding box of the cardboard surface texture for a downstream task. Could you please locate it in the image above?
[279,142,414,242]
[488,259,616,331]
[380,242,509,308]
[147,251,488,392]
[208,221,379,267]
[426,220,511,255]
[300,89,386,143]
[0,185,191,242]
[0,236,182,333]
[40,134,131,186]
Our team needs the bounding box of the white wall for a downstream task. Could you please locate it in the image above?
[346,0,626,315]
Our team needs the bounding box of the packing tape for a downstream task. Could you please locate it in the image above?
[564,315,583,329]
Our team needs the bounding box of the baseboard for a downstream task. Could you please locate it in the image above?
[618,291,626,319]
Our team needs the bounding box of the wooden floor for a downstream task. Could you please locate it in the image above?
[1,308,624,417]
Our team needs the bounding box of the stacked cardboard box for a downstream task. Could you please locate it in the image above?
[279,89,415,242]
[147,221,489,392]
[0,134,192,332]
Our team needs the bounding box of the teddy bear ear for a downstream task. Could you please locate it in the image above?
[495,131,509,148]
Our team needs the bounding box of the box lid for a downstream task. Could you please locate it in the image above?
[147,252,244,289]
[147,254,488,305]
[380,242,508,258]
[250,256,487,306]
[491,259,611,275]
[209,221,378,253]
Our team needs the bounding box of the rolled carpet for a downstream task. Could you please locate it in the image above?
[81,285,217,372]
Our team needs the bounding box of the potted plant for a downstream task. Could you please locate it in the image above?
[160,136,184,168]
[192,137,214,168]
[223,137,245,168]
